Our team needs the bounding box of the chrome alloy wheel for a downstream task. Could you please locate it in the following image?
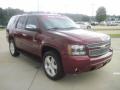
[44,56,58,77]
[9,42,15,55]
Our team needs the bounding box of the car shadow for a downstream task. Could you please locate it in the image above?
[13,51,104,83]
[16,51,42,69]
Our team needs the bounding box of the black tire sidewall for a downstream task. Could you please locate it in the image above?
[87,26,91,29]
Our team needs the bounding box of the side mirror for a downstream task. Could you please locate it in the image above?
[25,24,38,31]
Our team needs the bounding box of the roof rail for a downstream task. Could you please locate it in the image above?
[23,12,59,15]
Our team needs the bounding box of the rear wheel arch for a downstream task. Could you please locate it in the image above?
[8,35,17,47]
[8,36,14,42]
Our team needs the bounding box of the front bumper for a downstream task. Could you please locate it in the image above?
[62,49,113,74]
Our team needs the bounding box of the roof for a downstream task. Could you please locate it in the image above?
[22,12,61,16]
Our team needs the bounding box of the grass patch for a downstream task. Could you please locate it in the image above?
[109,34,120,38]
[0,29,5,31]
[93,26,120,30]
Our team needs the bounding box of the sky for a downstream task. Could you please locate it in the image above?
[0,0,119,16]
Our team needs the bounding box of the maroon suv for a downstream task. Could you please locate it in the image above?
[6,13,113,80]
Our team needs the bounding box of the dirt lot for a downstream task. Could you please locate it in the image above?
[0,30,120,90]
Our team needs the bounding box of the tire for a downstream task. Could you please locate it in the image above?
[43,51,64,80]
[9,40,20,57]
[87,26,91,29]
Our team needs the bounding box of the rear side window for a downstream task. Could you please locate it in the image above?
[7,16,18,29]
[16,16,27,29]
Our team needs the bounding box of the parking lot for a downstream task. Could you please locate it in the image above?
[0,30,120,90]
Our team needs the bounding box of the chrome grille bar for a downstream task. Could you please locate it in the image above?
[87,41,110,57]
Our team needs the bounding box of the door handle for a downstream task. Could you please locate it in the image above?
[22,33,27,37]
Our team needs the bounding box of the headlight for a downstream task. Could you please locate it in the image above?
[68,45,86,55]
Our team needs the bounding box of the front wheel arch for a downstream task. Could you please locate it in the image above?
[41,45,61,59]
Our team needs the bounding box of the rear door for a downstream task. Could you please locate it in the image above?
[14,16,27,49]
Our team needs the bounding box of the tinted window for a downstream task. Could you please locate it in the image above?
[7,16,18,29]
[26,16,38,27]
[40,15,79,30]
[25,16,39,31]
[16,16,27,29]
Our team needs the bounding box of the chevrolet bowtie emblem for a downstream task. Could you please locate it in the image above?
[99,44,106,48]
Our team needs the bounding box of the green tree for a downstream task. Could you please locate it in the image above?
[0,8,4,25]
[96,7,107,22]
[63,13,90,22]
[0,7,24,26]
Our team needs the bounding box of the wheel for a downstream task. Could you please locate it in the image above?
[43,51,64,80]
[87,26,91,29]
[9,40,20,57]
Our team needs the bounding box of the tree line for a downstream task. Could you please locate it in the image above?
[0,8,24,26]
[0,7,120,26]
[0,7,91,26]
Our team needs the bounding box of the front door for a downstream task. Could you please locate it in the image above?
[22,16,42,56]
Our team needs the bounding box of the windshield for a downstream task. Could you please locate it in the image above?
[40,15,79,30]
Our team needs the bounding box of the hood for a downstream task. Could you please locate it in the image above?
[51,29,110,44]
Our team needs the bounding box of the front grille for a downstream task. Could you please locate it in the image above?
[89,47,109,56]
[87,41,110,57]
[87,41,110,49]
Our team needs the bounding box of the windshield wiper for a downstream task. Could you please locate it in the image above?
[48,27,80,31]
[48,27,62,30]
[64,27,80,29]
